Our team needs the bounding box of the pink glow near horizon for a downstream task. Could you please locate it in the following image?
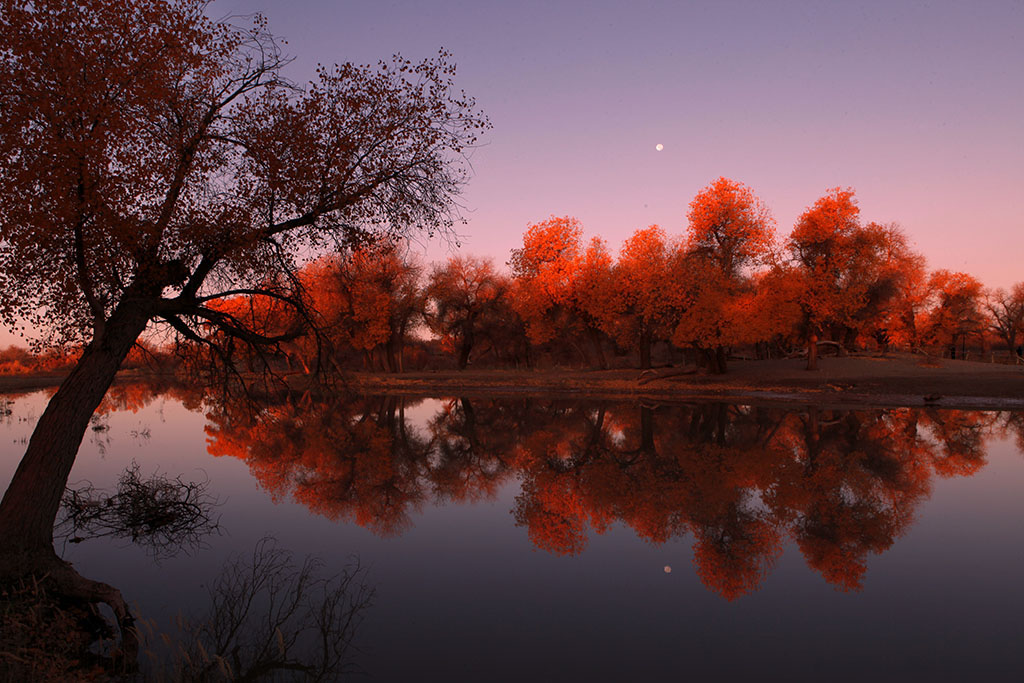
[3,0,1022,347]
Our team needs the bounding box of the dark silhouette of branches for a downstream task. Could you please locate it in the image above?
[55,461,221,560]
[145,538,374,682]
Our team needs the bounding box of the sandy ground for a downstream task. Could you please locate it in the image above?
[2,353,1022,409]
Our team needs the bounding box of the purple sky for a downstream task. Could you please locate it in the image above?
[4,0,1023,346]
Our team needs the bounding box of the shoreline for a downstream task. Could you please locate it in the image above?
[3,354,1023,410]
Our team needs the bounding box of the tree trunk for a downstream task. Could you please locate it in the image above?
[806,334,819,371]
[0,302,151,555]
[640,405,655,455]
[588,327,608,370]
[458,325,474,370]
[639,330,652,370]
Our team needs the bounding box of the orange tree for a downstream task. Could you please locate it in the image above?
[674,177,776,373]
[425,256,513,369]
[606,225,678,369]
[509,216,611,367]
[0,0,487,621]
[303,244,423,372]
[922,270,986,356]
[787,188,866,369]
[828,222,925,350]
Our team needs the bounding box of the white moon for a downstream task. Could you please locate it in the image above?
[655,143,664,151]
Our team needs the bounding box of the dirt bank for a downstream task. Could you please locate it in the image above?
[3,354,1022,410]
[346,353,1024,410]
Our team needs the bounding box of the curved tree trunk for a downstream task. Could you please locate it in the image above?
[458,324,474,370]
[0,302,151,555]
[0,301,151,673]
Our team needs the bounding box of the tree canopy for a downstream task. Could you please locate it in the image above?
[0,0,488,353]
[0,0,489,653]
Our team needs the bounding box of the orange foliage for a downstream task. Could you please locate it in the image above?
[670,178,779,371]
[0,345,81,375]
[687,177,776,277]
[788,188,866,337]
[425,256,520,369]
[299,244,422,372]
[922,270,985,351]
[509,216,611,367]
[606,226,678,368]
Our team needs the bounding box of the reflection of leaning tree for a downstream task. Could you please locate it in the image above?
[0,0,486,668]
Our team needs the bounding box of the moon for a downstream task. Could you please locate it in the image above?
[655,143,664,151]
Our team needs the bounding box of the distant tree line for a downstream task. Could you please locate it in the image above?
[5,178,1021,377]
[178,178,1019,375]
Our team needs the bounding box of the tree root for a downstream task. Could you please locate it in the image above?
[0,547,138,677]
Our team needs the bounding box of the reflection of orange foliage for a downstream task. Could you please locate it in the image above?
[206,397,428,537]
[201,389,996,600]
[692,515,781,601]
[513,476,590,556]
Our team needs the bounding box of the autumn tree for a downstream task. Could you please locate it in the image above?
[923,270,986,357]
[425,256,512,369]
[674,178,776,373]
[302,244,423,372]
[509,216,610,367]
[875,254,931,352]
[787,188,866,369]
[0,0,487,641]
[606,226,678,369]
[571,237,618,369]
[984,283,1024,356]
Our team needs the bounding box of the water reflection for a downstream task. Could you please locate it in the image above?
[202,393,1013,600]
[55,460,221,559]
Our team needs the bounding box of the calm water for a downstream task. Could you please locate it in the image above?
[2,387,1024,681]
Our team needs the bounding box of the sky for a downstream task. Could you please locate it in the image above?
[3,0,1024,346]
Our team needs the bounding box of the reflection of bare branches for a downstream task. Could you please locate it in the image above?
[55,461,221,560]
[147,538,374,682]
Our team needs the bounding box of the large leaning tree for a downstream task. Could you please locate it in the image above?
[0,0,487,617]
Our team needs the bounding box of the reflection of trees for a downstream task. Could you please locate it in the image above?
[207,396,432,537]
[205,391,1002,600]
[426,398,520,503]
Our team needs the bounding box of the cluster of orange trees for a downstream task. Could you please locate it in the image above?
[206,177,1019,374]
[7,179,1023,376]
[0,340,170,376]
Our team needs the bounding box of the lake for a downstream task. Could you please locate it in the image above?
[2,386,1023,681]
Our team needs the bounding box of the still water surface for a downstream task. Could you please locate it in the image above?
[2,387,1023,681]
